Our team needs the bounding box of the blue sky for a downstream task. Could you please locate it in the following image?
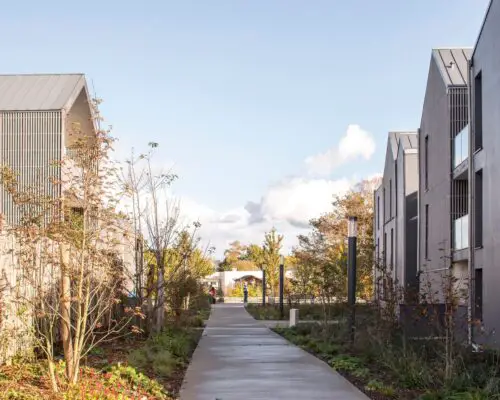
[0,0,490,254]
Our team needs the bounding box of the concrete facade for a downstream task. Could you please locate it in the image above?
[374,132,418,301]
[417,49,471,303]
[469,0,500,343]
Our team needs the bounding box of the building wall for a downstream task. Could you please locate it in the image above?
[205,270,264,295]
[471,0,500,342]
[403,151,419,296]
[0,111,63,225]
[374,136,419,301]
[418,57,453,299]
[65,88,95,146]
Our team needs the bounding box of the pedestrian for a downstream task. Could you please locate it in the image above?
[243,282,248,305]
[209,286,216,305]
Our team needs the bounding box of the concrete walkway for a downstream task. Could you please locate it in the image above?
[180,304,369,400]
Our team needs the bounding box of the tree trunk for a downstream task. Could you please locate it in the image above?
[47,358,59,393]
[59,244,74,380]
[155,265,165,332]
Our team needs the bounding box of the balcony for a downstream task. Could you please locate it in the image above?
[453,125,469,169]
[453,214,469,251]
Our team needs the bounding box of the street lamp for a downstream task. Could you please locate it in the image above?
[261,264,266,306]
[279,255,285,319]
[347,216,358,344]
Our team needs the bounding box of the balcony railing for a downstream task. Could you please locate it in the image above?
[453,124,469,168]
[453,214,469,250]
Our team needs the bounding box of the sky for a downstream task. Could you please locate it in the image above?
[0,0,490,258]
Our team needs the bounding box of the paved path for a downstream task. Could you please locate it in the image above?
[180,304,369,400]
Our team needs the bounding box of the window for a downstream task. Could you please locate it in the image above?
[390,228,394,267]
[389,179,392,218]
[383,188,386,222]
[474,71,483,151]
[424,135,429,190]
[475,170,483,247]
[425,204,429,259]
[383,232,387,266]
[377,196,380,229]
[395,163,398,216]
[475,269,483,321]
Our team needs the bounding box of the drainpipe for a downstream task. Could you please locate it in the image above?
[467,58,475,346]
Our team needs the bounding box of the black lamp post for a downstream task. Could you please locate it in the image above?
[347,216,358,344]
[262,265,266,306]
[279,255,285,319]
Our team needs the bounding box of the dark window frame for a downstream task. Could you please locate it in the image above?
[424,135,429,190]
[425,204,429,260]
[474,71,483,151]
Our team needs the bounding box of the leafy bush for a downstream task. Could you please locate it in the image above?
[107,364,168,399]
[128,328,199,376]
[365,379,396,397]
[3,390,39,400]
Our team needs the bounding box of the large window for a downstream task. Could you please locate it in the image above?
[453,124,469,168]
[424,136,429,190]
[474,71,483,151]
[475,170,483,247]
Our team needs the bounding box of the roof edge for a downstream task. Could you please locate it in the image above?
[0,73,84,77]
[472,0,494,59]
[431,48,471,87]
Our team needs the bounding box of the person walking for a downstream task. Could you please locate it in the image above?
[209,286,216,305]
[243,282,248,305]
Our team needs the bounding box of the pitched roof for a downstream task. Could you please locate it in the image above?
[432,48,472,87]
[0,73,87,111]
[388,131,418,158]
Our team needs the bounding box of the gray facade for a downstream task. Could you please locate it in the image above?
[469,0,500,344]
[418,49,471,303]
[0,74,92,224]
[374,132,419,301]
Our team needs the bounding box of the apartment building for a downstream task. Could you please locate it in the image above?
[468,0,500,342]
[374,131,419,300]
[417,48,471,302]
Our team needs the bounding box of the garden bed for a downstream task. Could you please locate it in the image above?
[273,322,500,400]
[0,314,206,400]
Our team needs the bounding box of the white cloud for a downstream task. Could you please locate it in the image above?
[174,176,352,258]
[304,124,376,176]
[118,123,379,259]
[245,177,351,228]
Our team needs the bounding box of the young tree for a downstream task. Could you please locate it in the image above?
[0,99,141,390]
[262,228,283,299]
[122,143,212,333]
[293,179,376,303]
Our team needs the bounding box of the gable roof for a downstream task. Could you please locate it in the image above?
[431,48,472,87]
[388,131,418,159]
[0,73,87,111]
